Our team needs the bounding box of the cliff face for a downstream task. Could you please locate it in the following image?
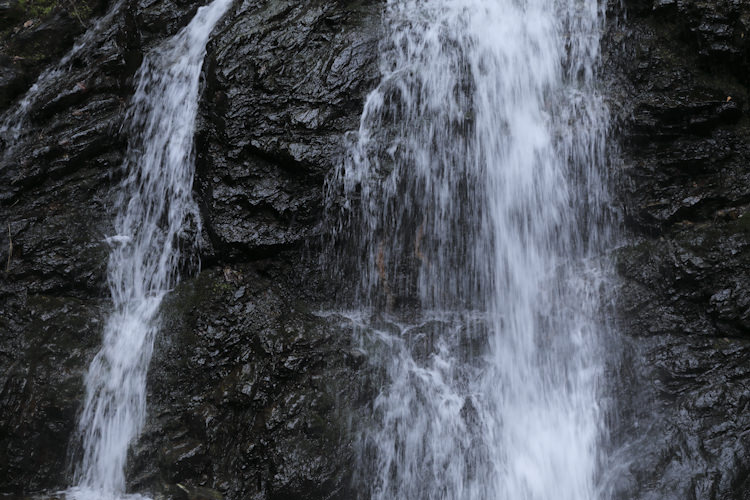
[609,0,750,498]
[0,0,379,497]
[1,0,750,498]
[130,2,381,498]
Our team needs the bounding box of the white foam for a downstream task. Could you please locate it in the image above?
[331,0,615,498]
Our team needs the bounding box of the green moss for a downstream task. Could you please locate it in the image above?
[211,280,233,295]
[13,0,94,23]
[17,0,58,18]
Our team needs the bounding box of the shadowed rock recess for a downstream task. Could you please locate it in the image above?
[1,0,750,499]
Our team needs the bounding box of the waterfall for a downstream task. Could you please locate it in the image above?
[66,1,232,498]
[328,0,614,498]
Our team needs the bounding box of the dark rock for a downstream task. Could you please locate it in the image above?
[0,294,105,493]
[607,0,750,498]
[127,264,365,500]
[196,0,380,258]
[5,0,750,497]
[0,0,111,108]
[0,0,381,498]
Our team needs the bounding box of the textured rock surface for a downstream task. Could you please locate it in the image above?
[129,264,367,500]
[3,0,750,498]
[196,0,379,257]
[1,0,135,492]
[0,0,380,497]
[607,1,750,498]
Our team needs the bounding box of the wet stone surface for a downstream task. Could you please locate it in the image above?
[0,0,380,497]
[607,0,750,498]
[3,0,750,498]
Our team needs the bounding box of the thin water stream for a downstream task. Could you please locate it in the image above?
[64,1,232,498]
[328,0,615,498]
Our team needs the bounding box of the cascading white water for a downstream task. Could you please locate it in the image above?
[330,0,613,499]
[66,1,232,498]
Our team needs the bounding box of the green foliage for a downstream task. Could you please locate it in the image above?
[14,0,94,23]
[17,0,58,18]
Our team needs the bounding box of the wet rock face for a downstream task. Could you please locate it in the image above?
[4,0,750,498]
[132,3,381,496]
[128,264,367,500]
[0,0,109,109]
[0,0,380,497]
[608,0,750,498]
[196,0,379,257]
[1,1,134,493]
[0,295,105,493]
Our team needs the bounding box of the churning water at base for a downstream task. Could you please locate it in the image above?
[328,0,614,499]
[65,1,232,498]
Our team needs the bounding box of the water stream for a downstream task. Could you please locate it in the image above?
[65,1,232,498]
[329,0,615,498]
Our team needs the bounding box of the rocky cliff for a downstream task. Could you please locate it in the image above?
[609,0,750,498]
[0,1,379,498]
[1,0,750,499]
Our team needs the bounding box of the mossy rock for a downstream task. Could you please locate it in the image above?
[8,0,94,23]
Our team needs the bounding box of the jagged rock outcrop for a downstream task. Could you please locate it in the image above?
[608,1,750,498]
[130,264,369,500]
[196,0,379,257]
[0,0,379,497]
[130,2,382,497]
